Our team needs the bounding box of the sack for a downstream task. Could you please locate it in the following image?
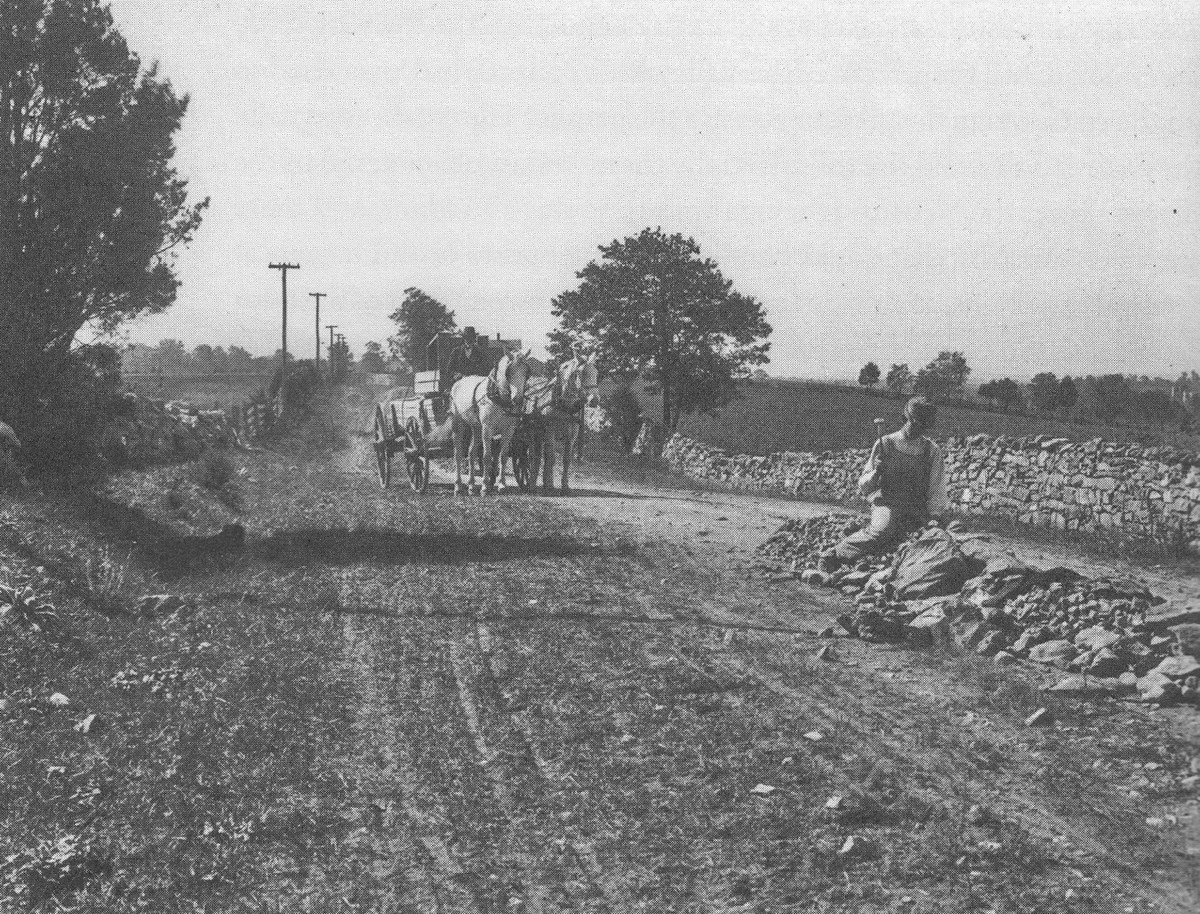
[889,527,975,601]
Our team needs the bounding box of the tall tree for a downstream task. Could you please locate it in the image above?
[1057,376,1078,416]
[979,378,1023,412]
[0,0,207,427]
[359,340,386,372]
[387,287,456,370]
[226,345,253,372]
[858,361,881,388]
[914,351,971,401]
[885,363,912,396]
[549,228,770,431]
[1026,372,1060,413]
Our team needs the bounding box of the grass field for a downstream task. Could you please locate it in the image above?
[616,379,1200,455]
[123,374,273,411]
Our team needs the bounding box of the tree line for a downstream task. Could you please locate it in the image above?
[858,353,1198,434]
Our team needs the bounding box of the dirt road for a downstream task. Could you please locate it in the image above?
[4,405,1197,912]
[325,420,1199,913]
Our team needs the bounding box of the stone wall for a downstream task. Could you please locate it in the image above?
[663,432,1200,542]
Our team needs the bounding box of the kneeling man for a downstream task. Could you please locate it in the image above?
[819,396,949,572]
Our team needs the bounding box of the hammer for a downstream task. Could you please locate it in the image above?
[873,417,886,447]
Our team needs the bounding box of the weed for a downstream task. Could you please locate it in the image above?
[84,545,135,615]
[0,580,58,632]
[191,452,236,490]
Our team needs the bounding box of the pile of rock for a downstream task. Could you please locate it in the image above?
[101,396,242,465]
[759,513,1200,707]
[759,514,879,579]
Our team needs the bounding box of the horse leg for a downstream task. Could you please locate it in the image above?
[542,430,556,491]
[480,426,495,494]
[561,424,573,493]
[495,428,515,492]
[450,419,463,495]
[470,425,484,493]
[528,428,543,492]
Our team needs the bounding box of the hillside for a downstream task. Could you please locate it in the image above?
[615,379,1200,456]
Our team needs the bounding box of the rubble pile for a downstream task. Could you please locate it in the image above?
[759,514,871,571]
[759,513,1200,707]
[101,396,243,465]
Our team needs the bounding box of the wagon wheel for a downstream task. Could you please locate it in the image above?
[372,406,391,489]
[403,418,429,493]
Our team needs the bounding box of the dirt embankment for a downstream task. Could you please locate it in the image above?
[2,393,1197,912]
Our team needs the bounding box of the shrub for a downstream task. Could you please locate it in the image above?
[0,344,126,476]
[268,361,320,411]
[191,453,236,490]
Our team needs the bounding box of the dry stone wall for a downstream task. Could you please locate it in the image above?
[663,432,1200,543]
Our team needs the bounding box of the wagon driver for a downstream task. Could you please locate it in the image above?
[446,327,495,382]
[818,396,949,572]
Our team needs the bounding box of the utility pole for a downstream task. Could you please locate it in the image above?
[309,292,326,375]
[326,324,337,356]
[268,262,300,414]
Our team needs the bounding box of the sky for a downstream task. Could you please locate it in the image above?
[108,0,1198,381]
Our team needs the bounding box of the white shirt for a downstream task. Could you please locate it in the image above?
[857,431,949,517]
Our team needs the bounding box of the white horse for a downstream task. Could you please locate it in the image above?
[449,350,531,495]
[528,353,600,493]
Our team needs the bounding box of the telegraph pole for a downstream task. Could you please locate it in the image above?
[309,292,326,375]
[326,324,337,356]
[268,262,300,414]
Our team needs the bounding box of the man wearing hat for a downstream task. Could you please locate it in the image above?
[446,327,495,382]
[819,396,949,571]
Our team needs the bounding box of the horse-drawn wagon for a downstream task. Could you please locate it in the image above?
[372,331,535,492]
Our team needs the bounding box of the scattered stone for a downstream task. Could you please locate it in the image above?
[47,692,69,708]
[73,713,97,734]
[816,644,837,662]
[1047,675,1121,695]
[1152,655,1200,681]
[1012,627,1051,654]
[1168,623,1200,657]
[1028,640,1078,667]
[905,605,951,644]
[799,569,828,587]
[975,630,1007,657]
[838,835,874,858]
[1088,648,1127,678]
[817,625,836,638]
[993,651,1017,665]
[1025,707,1051,727]
[803,730,824,742]
[954,620,998,651]
[750,783,775,796]
[824,795,844,810]
[855,611,905,643]
[1142,681,1181,706]
[1075,625,1121,652]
